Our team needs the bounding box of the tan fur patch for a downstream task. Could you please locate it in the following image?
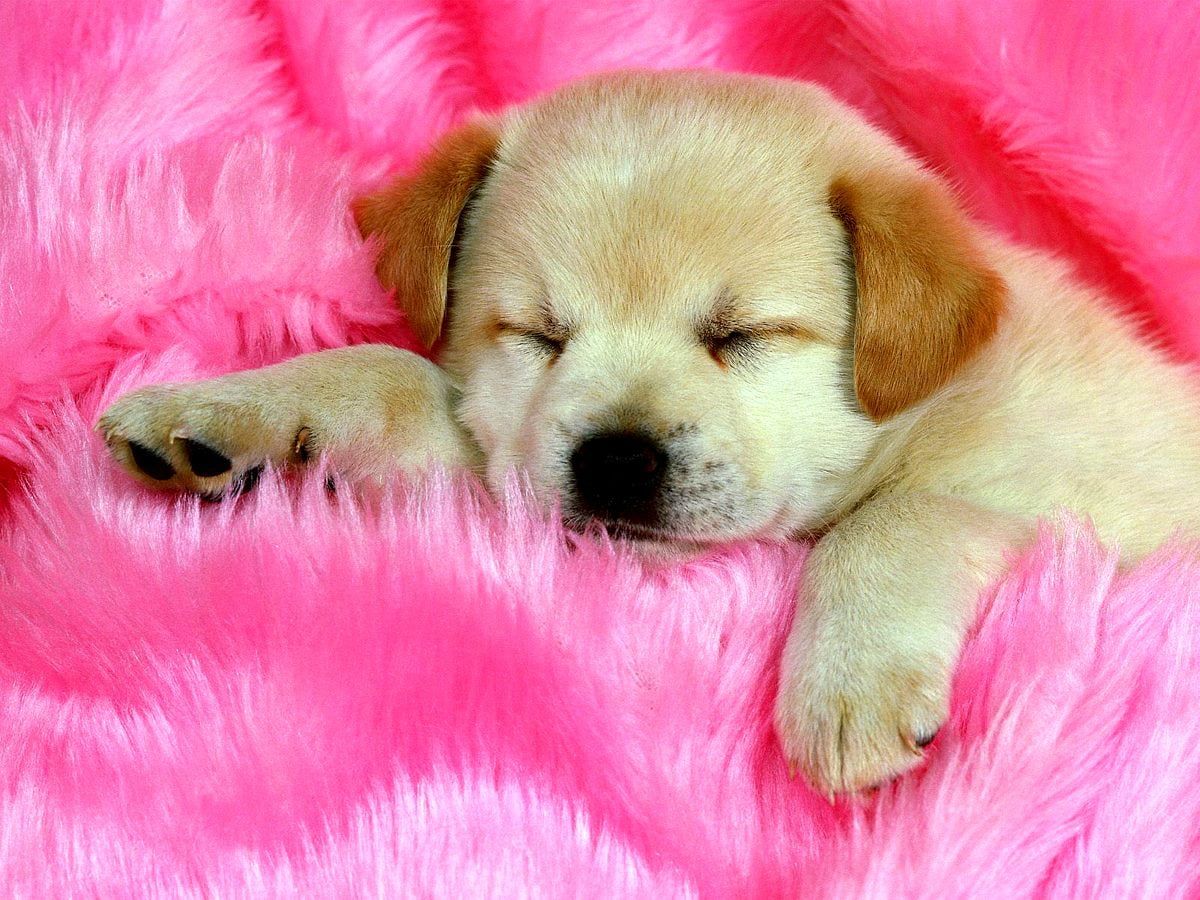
[831,173,1006,421]
[352,120,500,348]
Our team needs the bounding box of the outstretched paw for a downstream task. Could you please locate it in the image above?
[97,384,307,498]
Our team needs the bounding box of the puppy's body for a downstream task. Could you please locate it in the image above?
[872,242,1200,556]
[98,71,1200,793]
[776,241,1200,789]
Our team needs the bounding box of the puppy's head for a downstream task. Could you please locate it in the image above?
[355,72,1004,549]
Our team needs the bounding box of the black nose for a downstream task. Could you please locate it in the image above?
[570,431,667,520]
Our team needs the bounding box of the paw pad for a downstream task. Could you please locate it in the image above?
[128,441,175,481]
[200,464,263,503]
[182,439,232,478]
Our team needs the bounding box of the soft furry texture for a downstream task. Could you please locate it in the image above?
[2,0,1199,894]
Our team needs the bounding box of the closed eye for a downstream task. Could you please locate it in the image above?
[494,320,569,360]
[521,330,566,357]
[704,329,760,360]
[700,320,822,366]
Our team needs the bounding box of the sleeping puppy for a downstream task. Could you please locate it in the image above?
[97,70,1200,794]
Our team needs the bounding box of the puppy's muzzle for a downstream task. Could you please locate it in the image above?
[570,431,667,524]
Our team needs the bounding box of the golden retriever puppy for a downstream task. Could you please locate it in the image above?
[97,70,1200,794]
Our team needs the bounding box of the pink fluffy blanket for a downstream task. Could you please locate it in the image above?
[3,0,1199,894]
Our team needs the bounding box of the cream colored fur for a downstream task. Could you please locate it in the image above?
[98,71,1200,794]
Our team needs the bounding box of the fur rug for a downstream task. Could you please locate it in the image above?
[2,0,1199,894]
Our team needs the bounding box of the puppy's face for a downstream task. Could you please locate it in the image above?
[355,72,1003,549]
[449,97,868,547]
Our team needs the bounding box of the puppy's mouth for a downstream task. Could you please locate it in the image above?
[600,521,679,542]
[562,514,709,552]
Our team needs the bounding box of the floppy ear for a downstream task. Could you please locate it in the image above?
[352,120,500,349]
[830,172,1005,422]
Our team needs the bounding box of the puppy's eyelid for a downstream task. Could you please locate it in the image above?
[525,330,567,356]
[494,320,569,358]
[704,320,823,343]
[702,327,757,354]
[698,318,823,365]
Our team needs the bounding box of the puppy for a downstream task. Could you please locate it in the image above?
[97,70,1200,794]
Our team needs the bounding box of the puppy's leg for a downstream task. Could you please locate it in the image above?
[97,345,479,496]
[775,493,1030,794]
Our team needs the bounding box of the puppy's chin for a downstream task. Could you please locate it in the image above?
[622,535,710,566]
[569,519,712,565]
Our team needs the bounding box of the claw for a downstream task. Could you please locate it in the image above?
[293,427,312,462]
[914,729,938,749]
[901,728,937,756]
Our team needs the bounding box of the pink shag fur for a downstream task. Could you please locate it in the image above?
[2,0,1199,894]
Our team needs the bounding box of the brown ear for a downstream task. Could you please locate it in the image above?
[352,120,500,349]
[830,172,1005,422]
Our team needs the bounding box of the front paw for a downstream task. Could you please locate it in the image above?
[775,641,949,795]
[96,384,304,498]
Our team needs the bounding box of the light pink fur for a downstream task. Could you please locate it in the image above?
[1,0,1199,894]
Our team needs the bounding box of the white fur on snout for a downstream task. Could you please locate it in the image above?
[457,316,880,541]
